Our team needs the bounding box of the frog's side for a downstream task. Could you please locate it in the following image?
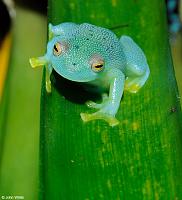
[29,22,150,126]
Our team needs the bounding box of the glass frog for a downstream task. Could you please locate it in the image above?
[29,22,150,127]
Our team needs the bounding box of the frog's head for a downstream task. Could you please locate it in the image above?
[29,36,106,82]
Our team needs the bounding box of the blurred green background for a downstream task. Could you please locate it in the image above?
[0,5,46,199]
[0,1,181,200]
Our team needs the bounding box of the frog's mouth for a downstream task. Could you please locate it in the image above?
[53,65,97,83]
[29,56,48,68]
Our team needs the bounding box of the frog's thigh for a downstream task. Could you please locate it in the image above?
[120,36,150,93]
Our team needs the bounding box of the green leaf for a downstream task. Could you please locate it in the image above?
[40,0,182,199]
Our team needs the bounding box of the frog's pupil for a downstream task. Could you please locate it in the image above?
[95,64,103,68]
[54,45,58,52]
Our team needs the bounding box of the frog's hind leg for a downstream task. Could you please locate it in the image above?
[120,36,150,93]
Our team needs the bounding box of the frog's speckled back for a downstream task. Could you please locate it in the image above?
[75,23,126,68]
[56,23,126,71]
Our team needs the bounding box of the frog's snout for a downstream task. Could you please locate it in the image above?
[29,56,48,68]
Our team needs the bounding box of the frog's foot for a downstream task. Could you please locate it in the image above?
[81,101,120,127]
[124,78,141,93]
[86,93,109,109]
[125,68,150,93]
[80,111,119,127]
[29,56,47,68]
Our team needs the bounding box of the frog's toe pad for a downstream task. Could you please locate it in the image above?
[29,58,39,68]
[124,83,141,93]
[80,112,119,127]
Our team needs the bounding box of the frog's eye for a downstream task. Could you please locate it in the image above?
[53,42,62,56]
[91,61,104,72]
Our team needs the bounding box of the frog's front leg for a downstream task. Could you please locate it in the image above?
[45,64,53,93]
[29,56,52,93]
[81,69,125,127]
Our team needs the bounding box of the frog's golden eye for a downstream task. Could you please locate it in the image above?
[91,61,104,72]
[53,42,62,56]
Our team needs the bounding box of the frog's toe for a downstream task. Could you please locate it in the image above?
[80,112,119,127]
[48,23,54,40]
[29,56,47,68]
[125,67,150,93]
[125,76,147,93]
[86,101,102,109]
[124,82,141,93]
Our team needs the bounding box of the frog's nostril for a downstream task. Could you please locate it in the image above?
[75,45,79,49]
[73,63,77,66]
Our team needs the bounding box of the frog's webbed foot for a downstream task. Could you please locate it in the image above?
[124,67,150,93]
[81,97,120,127]
[86,93,109,109]
[80,111,119,127]
[124,76,144,93]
